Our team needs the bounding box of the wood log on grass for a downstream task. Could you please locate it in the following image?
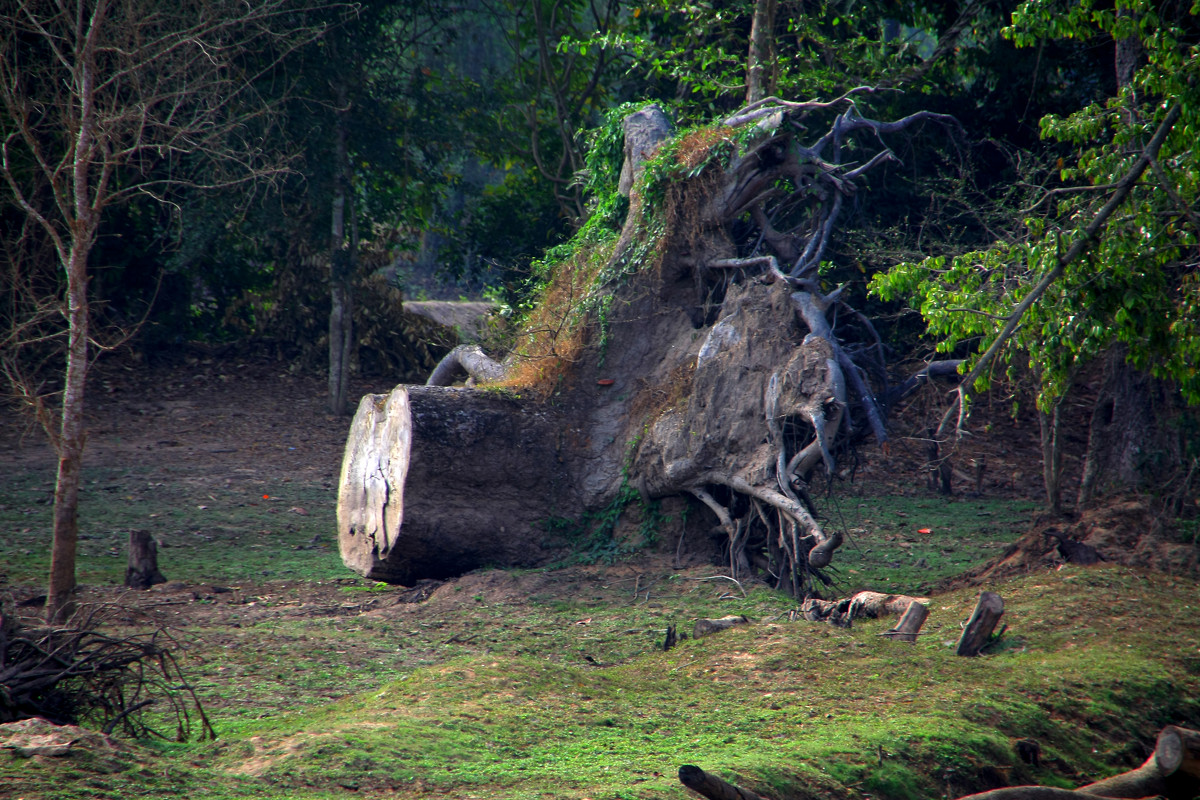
[956,591,1004,656]
[693,615,750,638]
[802,591,929,628]
[679,764,769,800]
[955,726,1200,800]
[881,600,928,642]
[337,385,578,584]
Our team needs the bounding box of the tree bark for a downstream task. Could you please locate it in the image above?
[337,385,579,584]
[47,33,102,624]
[745,0,778,105]
[617,104,672,197]
[328,85,355,416]
[125,531,166,589]
[1039,398,1065,514]
[1079,346,1179,507]
[426,345,506,386]
[693,615,749,638]
[956,591,1004,656]
[802,591,928,628]
[47,237,90,624]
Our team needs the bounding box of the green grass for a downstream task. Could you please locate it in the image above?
[826,492,1040,593]
[0,466,344,587]
[2,459,1197,800]
[5,563,1198,800]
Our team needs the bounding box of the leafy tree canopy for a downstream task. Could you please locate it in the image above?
[871,0,1200,409]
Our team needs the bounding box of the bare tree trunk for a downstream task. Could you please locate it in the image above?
[1039,398,1065,514]
[745,0,778,105]
[47,37,101,624]
[47,240,90,623]
[328,88,354,416]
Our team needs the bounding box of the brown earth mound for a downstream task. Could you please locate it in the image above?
[949,496,1198,588]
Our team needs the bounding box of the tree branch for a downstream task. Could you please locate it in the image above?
[938,102,1182,438]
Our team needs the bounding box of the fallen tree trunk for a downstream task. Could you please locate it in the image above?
[802,591,929,628]
[337,385,578,583]
[337,100,960,589]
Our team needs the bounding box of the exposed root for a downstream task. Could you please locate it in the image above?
[426,344,506,386]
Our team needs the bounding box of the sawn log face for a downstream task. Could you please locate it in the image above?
[338,385,577,584]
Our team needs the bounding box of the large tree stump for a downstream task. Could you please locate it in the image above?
[337,385,579,584]
[124,530,166,589]
[956,591,1004,656]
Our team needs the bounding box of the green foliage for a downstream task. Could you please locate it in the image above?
[871,0,1200,408]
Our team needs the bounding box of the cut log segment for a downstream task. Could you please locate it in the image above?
[337,385,579,584]
[124,530,166,589]
[955,591,1004,656]
[679,764,769,800]
[882,600,929,642]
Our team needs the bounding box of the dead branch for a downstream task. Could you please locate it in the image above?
[0,604,213,740]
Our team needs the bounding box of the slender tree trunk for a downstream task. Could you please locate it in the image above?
[47,241,90,623]
[47,24,102,624]
[328,89,353,415]
[745,0,778,105]
[1038,397,1065,514]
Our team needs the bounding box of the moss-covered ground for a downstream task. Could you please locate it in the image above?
[1,359,1196,800]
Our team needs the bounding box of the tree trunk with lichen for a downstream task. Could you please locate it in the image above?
[338,101,959,591]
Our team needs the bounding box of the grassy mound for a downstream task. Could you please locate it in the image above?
[2,557,1197,800]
